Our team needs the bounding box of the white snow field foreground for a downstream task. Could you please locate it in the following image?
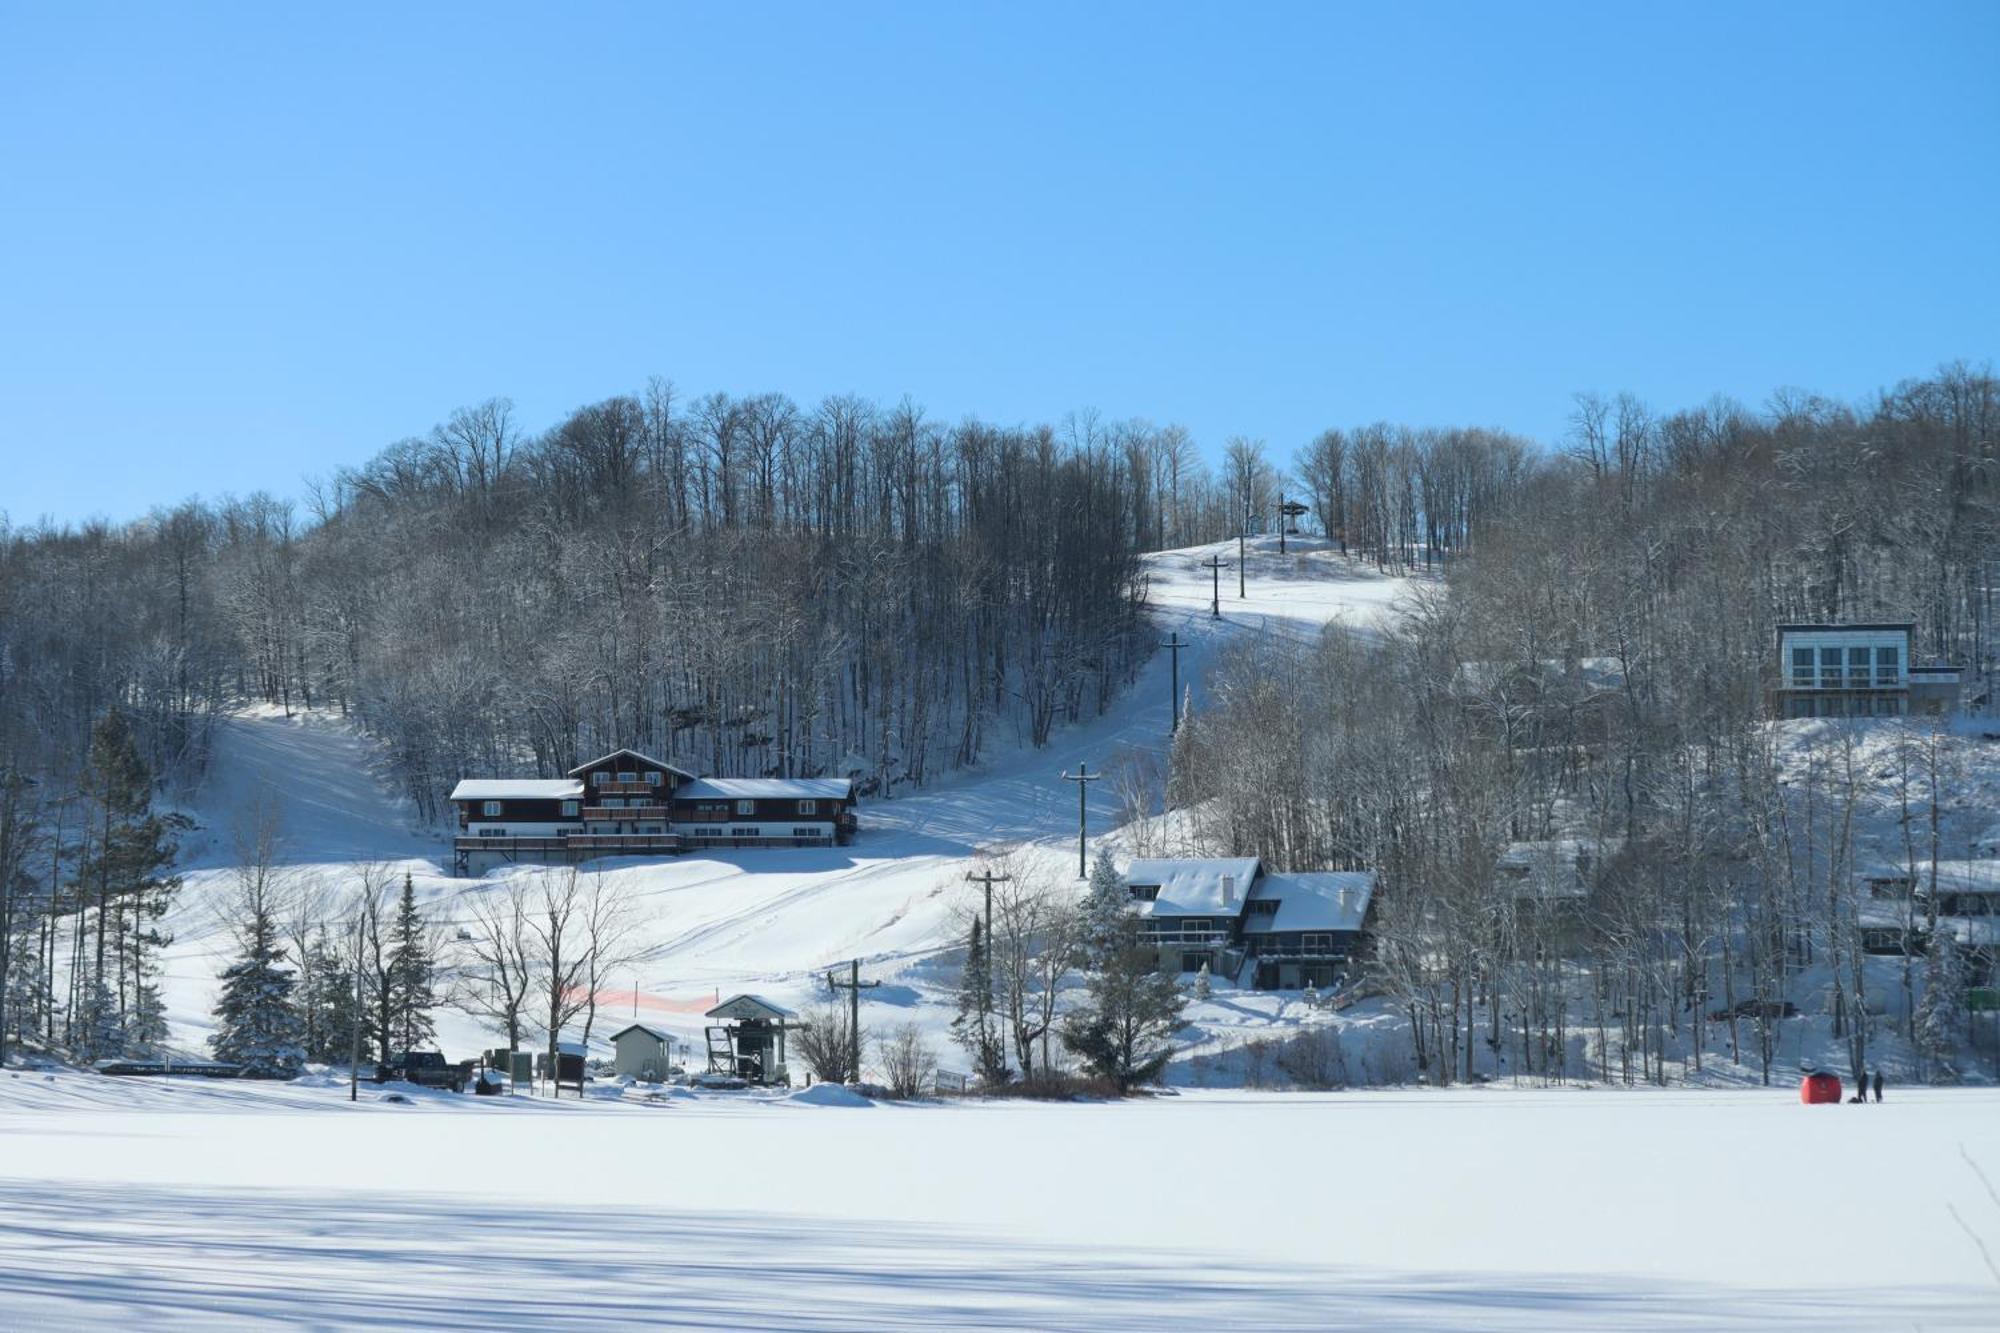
[1,1076,1997,1329]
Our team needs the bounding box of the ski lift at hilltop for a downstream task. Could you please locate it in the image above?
[1277,498,1311,553]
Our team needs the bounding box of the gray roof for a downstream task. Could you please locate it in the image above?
[679,777,852,801]
[707,994,799,1022]
[450,778,585,802]
[1241,871,1375,933]
[568,748,698,780]
[1124,857,1262,918]
[609,1024,670,1044]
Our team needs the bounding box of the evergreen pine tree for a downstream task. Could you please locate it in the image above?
[950,917,1007,1084]
[73,974,125,1063]
[1193,961,1212,1002]
[302,931,360,1065]
[1914,929,1967,1083]
[73,708,184,1057]
[1081,848,1130,970]
[1062,912,1187,1090]
[209,887,305,1077]
[388,873,437,1051]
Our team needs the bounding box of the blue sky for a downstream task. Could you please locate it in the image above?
[3,3,1995,525]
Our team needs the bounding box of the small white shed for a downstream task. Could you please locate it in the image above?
[610,1024,672,1080]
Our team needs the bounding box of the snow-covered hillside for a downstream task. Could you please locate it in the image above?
[154,536,1415,1069]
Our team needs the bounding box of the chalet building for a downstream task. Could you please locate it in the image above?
[1123,856,1376,991]
[1773,623,1963,719]
[1495,837,1623,954]
[449,747,857,875]
[1855,860,2000,984]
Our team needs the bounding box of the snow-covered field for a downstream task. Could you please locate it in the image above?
[1,1072,1996,1328]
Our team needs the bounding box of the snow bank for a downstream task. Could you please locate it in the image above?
[785,1082,872,1108]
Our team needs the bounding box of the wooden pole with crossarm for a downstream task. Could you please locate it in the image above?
[1059,764,1102,879]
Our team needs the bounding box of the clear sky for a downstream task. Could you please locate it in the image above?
[3,3,1996,525]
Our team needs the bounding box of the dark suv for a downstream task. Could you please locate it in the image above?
[372,1050,470,1092]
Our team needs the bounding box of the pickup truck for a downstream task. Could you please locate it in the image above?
[372,1050,472,1092]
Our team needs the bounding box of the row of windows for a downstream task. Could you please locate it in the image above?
[1789,645,1900,689]
[1784,694,1905,719]
[592,770,666,788]
[481,797,822,817]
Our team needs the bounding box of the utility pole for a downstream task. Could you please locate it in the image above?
[1059,763,1102,879]
[1160,632,1187,732]
[965,866,1011,951]
[965,866,1010,1052]
[826,958,880,1083]
[1238,516,1247,600]
[349,909,364,1103]
[1200,555,1229,619]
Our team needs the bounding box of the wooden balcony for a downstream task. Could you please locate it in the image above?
[595,780,661,796]
[456,834,681,856]
[582,805,669,820]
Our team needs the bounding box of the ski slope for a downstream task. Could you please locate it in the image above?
[153,536,1416,1065]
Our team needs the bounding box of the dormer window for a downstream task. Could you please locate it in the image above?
[1128,884,1160,902]
[1248,898,1279,915]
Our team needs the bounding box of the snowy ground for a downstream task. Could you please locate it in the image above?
[0,1072,1995,1328]
[150,535,1420,1072]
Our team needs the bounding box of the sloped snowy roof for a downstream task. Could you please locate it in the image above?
[1496,838,1622,900]
[1914,860,2000,896]
[678,778,852,801]
[609,1024,670,1044]
[567,748,698,780]
[1241,871,1376,933]
[449,778,585,802]
[707,994,799,1022]
[1456,657,1626,695]
[1124,857,1262,918]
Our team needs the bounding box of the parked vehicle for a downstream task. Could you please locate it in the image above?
[1708,999,1798,1023]
[372,1050,472,1092]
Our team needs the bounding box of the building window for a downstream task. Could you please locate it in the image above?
[1819,647,1842,689]
[731,826,757,838]
[478,827,507,838]
[1790,647,1812,686]
[640,825,662,834]
[1876,645,1899,686]
[1128,884,1160,902]
[592,772,607,787]
[697,826,724,837]
[646,771,663,787]
[798,799,818,815]
[792,827,818,838]
[1303,933,1334,952]
[482,801,502,817]
[617,771,637,785]
[1248,899,1279,915]
[735,799,756,815]
[1848,646,1870,686]
[560,800,579,817]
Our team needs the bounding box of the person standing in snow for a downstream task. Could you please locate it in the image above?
[1872,1070,1883,1102]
